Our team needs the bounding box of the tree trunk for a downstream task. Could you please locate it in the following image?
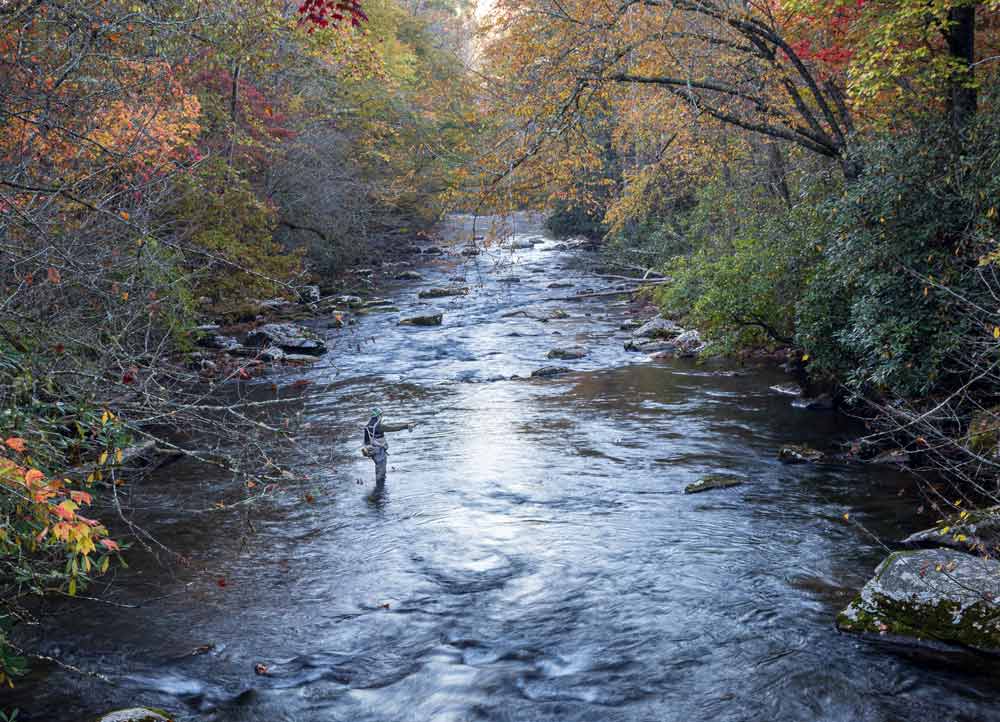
[946,5,977,129]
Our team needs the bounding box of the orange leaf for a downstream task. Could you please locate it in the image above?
[24,468,44,485]
[119,211,130,221]
[70,490,93,505]
[53,500,77,521]
[100,538,120,551]
[47,267,61,284]
[4,437,26,453]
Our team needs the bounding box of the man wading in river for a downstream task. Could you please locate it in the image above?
[362,408,413,484]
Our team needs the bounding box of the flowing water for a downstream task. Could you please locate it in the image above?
[10,216,1000,721]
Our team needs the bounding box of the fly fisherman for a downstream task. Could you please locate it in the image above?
[361,408,413,484]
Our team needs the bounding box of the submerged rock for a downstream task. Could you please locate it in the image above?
[245,323,327,356]
[399,313,443,327]
[395,270,424,281]
[418,287,469,299]
[770,383,804,397]
[548,282,574,289]
[96,709,172,722]
[625,339,677,353]
[684,475,745,494]
[778,445,827,464]
[792,394,835,410]
[837,548,1000,653]
[547,346,588,360]
[902,505,1000,556]
[498,277,521,284]
[531,366,571,378]
[421,246,444,255]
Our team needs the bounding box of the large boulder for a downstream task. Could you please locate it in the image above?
[837,548,1000,653]
[902,505,1000,557]
[399,313,443,327]
[95,709,172,722]
[418,287,469,299]
[245,323,327,356]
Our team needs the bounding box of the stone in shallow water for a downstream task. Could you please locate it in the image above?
[418,287,469,299]
[547,346,587,360]
[399,313,443,327]
[684,475,745,494]
[837,548,1000,653]
[245,323,327,356]
[531,366,571,378]
[778,445,826,464]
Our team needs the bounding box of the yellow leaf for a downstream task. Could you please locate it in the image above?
[115,449,123,463]
[801,354,810,362]
[99,451,108,466]
[994,326,999,339]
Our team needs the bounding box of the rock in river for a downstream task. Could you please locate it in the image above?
[418,287,469,299]
[531,366,571,378]
[547,346,587,360]
[633,317,681,340]
[245,323,327,356]
[684,475,745,494]
[399,313,443,327]
[778,445,827,464]
[396,270,423,281]
[902,505,1000,556]
[837,548,1000,653]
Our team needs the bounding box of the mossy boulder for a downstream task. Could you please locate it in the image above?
[837,548,1000,653]
[94,708,173,722]
[684,475,745,494]
[902,505,1000,557]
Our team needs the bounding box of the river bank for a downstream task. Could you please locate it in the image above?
[10,216,1000,722]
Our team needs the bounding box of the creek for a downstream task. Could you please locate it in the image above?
[11,215,1000,722]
